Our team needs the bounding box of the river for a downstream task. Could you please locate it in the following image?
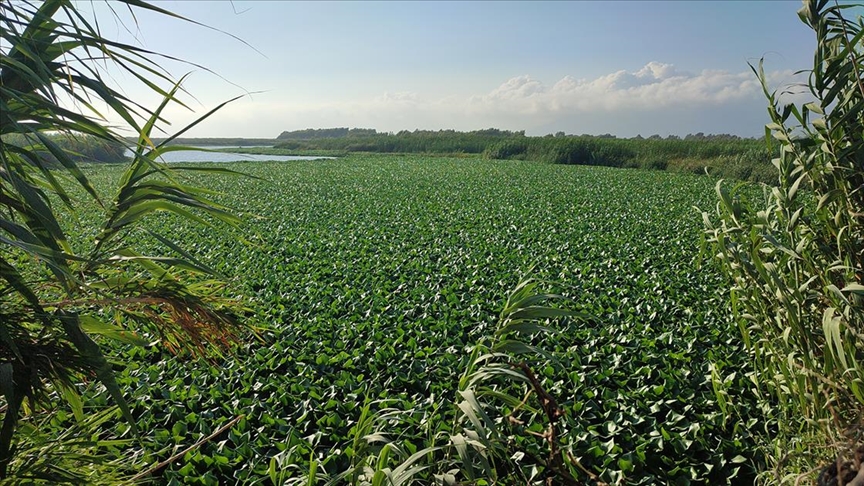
[123,146,333,163]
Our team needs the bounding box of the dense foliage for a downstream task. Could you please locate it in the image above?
[60,155,768,484]
[147,138,280,147]
[4,0,855,482]
[2,133,127,164]
[277,128,379,140]
[274,129,522,157]
[703,0,863,481]
[483,136,775,181]
[266,131,776,184]
[0,0,246,480]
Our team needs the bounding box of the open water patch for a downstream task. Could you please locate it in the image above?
[123,146,333,163]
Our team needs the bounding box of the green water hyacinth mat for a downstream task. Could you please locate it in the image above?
[68,155,765,484]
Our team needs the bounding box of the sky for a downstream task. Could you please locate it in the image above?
[74,1,826,138]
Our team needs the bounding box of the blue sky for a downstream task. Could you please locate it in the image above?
[80,1,822,138]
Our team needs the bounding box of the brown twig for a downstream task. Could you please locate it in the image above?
[822,389,848,486]
[513,362,583,486]
[566,451,606,485]
[507,390,533,426]
[849,444,864,486]
[129,414,243,481]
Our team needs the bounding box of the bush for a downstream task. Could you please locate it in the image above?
[483,138,529,159]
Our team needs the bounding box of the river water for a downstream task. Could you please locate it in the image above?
[123,146,333,163]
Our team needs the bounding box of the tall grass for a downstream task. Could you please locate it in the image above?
[0,0,248,480]
[702,0,863,482]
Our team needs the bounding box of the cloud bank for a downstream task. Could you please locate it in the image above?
[187,62,809,138]
[473,62,761,112]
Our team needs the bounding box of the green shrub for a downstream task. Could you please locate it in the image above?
[483,138,529,159]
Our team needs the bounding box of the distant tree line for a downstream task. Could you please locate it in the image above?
[579,132,749,141]
[274,128,521,155]
[2,133,128,164]
[276,127,378,140]
[271,127,776,184]
[142,137,279,146]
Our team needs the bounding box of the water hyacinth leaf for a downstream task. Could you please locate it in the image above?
[44,154,781,482]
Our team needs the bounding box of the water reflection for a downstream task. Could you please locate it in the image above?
[123,146,333,163]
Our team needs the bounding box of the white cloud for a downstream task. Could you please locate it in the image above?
[483,75,547,101]
[469,62,788,115]
[145,62,810,137]
[375,91,420,105]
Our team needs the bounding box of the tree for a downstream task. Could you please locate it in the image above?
[1,0,247,479]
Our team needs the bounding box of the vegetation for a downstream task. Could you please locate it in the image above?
[267,130,777,184]
[702,0,863,482]
[144,137,280,147]
[2,133,128,164]
[277,128,379,140]
[274,128,522,158]
[3,0,859,483]
[52,155,763,484]
[1,0,247,481]
[483,136,776,183]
